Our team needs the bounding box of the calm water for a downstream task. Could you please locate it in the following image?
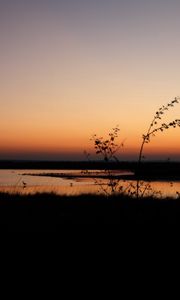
[0,169,180,198]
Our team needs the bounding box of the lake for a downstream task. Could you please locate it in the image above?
[0,169,180,198]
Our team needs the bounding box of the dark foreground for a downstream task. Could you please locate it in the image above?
[0,192,180,231]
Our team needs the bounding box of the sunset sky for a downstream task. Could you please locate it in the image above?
[1,0,180,160]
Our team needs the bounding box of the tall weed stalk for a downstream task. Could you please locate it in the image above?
[136,97,180,198]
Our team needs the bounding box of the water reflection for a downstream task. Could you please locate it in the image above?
[0,169,180,198]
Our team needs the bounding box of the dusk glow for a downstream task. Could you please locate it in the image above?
[1,0,180,160]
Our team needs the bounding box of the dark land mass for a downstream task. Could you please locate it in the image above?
[0,192,180,231]
[0,159,136,170]
[22,171,134,181]
[1,160,180,180]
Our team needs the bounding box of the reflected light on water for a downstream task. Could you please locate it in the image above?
[0,184,100,196]
[0,170,180,198]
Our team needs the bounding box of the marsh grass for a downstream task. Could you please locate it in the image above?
[0,191,180,229]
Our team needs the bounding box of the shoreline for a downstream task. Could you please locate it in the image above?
[22,172,180,182]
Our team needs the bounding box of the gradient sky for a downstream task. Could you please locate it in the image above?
[1,0,180,160]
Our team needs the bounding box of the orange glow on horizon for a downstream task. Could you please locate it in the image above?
[1,1,180,160]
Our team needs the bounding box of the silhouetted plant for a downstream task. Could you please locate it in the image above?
[90,127,161,197]
[89,97,180,198]
[136,97,180,198]
[90,127,148,197]
[91,126,121,163]
[90,126,128,195]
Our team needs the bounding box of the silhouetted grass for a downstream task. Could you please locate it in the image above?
[0,191,180,231]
